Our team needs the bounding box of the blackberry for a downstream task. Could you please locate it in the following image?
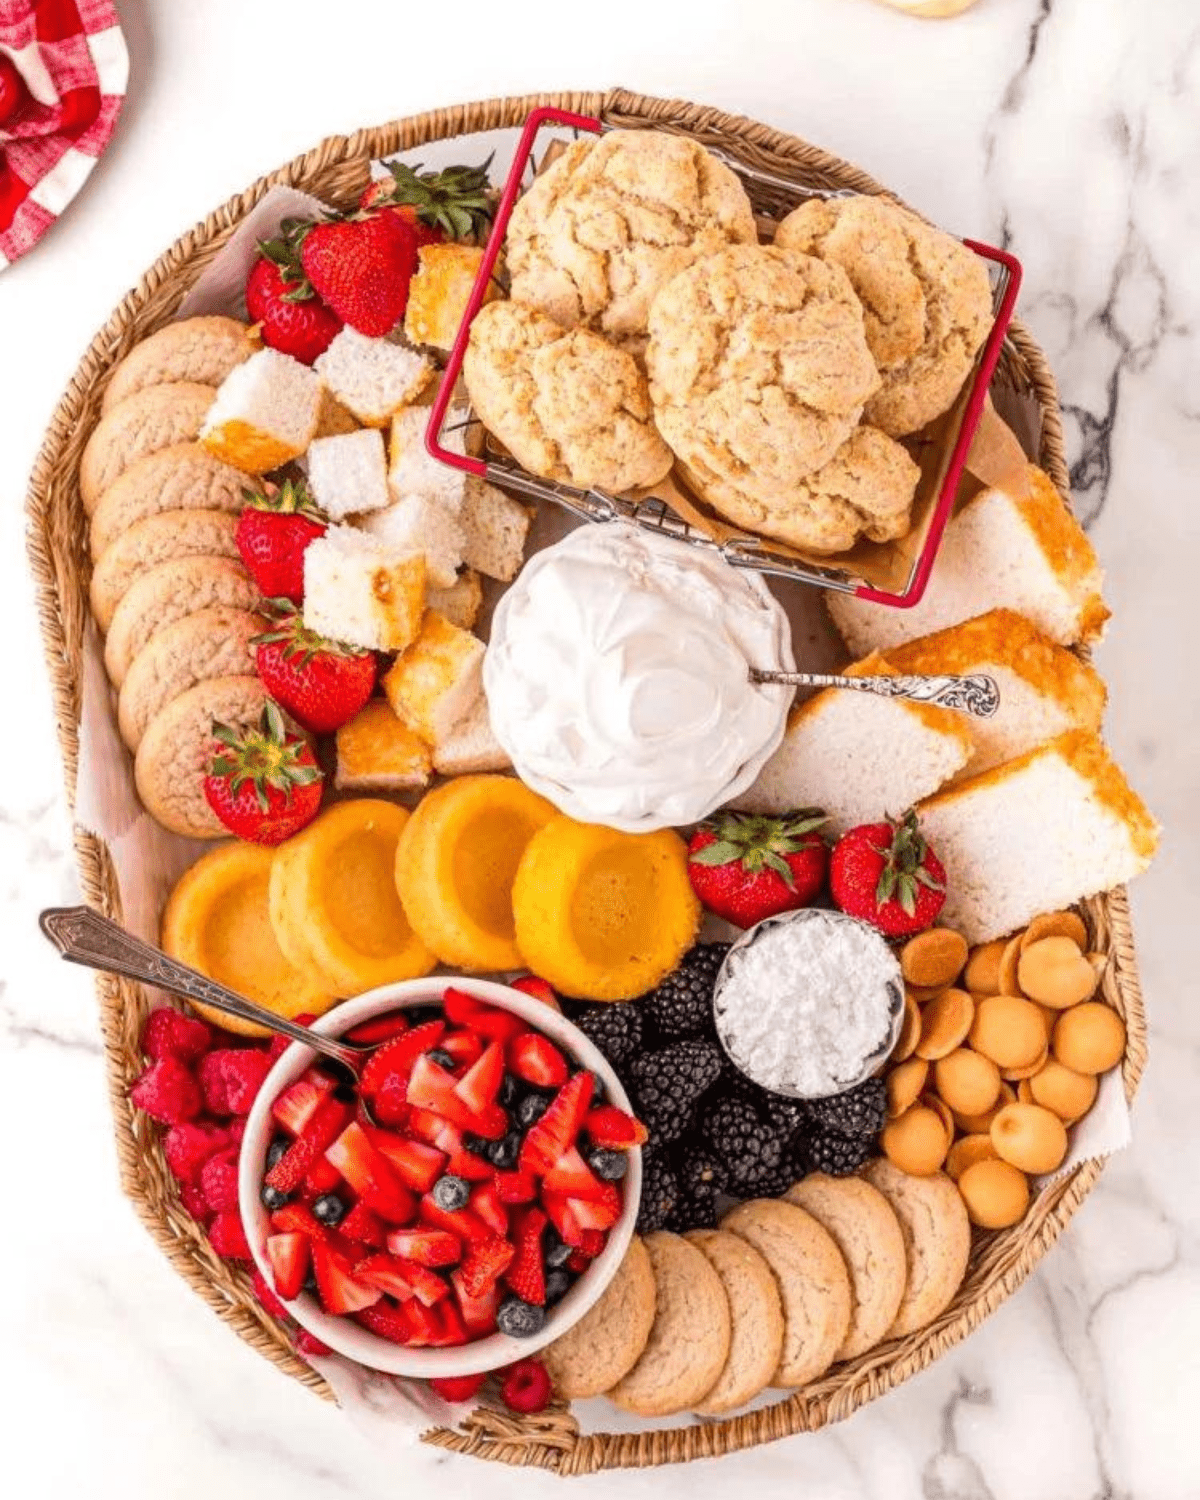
[544,1268,572,1305]
[573,1001,645,1069]
[432,1174,471,1211]
[266,1137,289,1170]
[628,1039,723,1144]
[744,1154,805,1197]
[587,1147,627,1182]
[701,1095,789,1196]
[497,1294,545,1339]
[543,1227,573,1269]
[487,1131,522,1171]
[260,1182,289,1212]
[516,1091,551,1128]
[803,1130,874,1177]
[645,944,729,1040]
[804,1078,887,1141]
[313,1193,347,1226]
[636,1150,680,1234]
[666,1146,726,1231]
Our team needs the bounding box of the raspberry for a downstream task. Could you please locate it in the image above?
[200,1148,242,1213]
[130,1057,202,1124]
[142,1007,213,1064]
[294,1329,332,1357]
[227,1117,247,1146]
[163,1121,230,1184]
[208,1209,251,1260]
[252,1268,290,1321]
[267,1014,316,1064]
[179,1181,213,1224]
[500,1358,552,1414]
[430,1372,487,1403]
[199,1049,272,1116]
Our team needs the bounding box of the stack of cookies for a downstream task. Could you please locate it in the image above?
[463,129,995,556]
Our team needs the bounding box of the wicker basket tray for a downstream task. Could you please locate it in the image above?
[25,88,1147,1474]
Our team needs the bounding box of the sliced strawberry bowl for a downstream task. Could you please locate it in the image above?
[239,976,643,1376]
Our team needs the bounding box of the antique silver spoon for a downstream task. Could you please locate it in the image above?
[750,668,1000,718]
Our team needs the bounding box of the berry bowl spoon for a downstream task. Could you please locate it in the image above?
[750,667,1000,718]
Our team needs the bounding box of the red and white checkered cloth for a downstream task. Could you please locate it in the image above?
[0,0,127,269]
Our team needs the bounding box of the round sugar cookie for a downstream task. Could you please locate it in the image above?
[685,1229,784,1414]
[540,1236,656,1400]
[80,382,216,511]
[90,442,261,560]
[90,508,241,631]
[104,556,261,688]
[102,316,254,413]
[861,1158,971,1338]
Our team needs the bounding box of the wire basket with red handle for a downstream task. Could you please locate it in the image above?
[426,105,1021,609]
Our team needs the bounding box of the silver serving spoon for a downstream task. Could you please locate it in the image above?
[751,668,1000,718]
[40,906,378,1105]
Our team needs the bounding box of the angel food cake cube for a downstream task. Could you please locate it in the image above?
[358,492,465,589]
[388,406,469,509]
[335,698,432,791]
[460,476,531,582]
[403,243,496,352]
[200,348,322,473]
[314,327,433,427]
[382,610,484,744]
[306,428,389,520]
[303,525,426,652]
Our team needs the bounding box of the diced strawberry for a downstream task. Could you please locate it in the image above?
[271,1069,337,1136]
[366,1129,446,1193]
[199,1147,241,1213]
[472,1009,529,1044]
[405,1298,440,1345]
[508,1033,568,1089]
[566,1248,592,1274]
[294,1329,332,1356]
[428,1299,468,1346]
[457,1234,515,1297]
[163,1121,230,1185]
[266,1231,310,1299]
[442,987,484,1027]
[452,1271,502,1337]
[357,1299,412,1345]
[541,1191,586,1249]
[266,1098,352,1193]
[142,1006,213,1064]
[509,975,560,1012]
[406,1107,446,1145]
[577,1228,607,1259]
[566,1184,622,1232]
[493,1168,538,1204]
[304,1156,342,1195]
[406,1053,481,1130]
[520,1072,594,1175]
[311,1240,383,1316]
[386,1228,461,1268]
[430,1372,486,1403]
[470,1102,510,1141]
[179,1181,213,1224]
[359,1253,449,1306]
[584,1104,649,1149]
[439,1029,484,1069]
[540,1146,607,1203]
[344,1012,410,1045]
[325,1121,415,1224]
[130,1056,202,1124]
[252,1267,290,1321]
[373,1074,409,1127]
[270,1202,330,1240]
[470,1181,509,1237]
[208,1209,251,1260]
[420,1194,492,1244]
[359,1019,444,1097]
[434,1122,494,1182]
[453,1039,505,1118]
[339,1201,386,1248]
[505,1206,547,1306]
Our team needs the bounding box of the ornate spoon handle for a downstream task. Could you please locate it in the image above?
[39,906,364,1070]
[750,668,1000,718]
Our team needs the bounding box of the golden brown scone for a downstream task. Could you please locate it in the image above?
[89,510,241,632]
[646,244,880,508]
[80,383,217,512]
[102,317,254,413]
[463,300,672,493]
[540,1236,656,1400]
[89,443,260,560]
[507,129,756,346]
[776,196,993,436]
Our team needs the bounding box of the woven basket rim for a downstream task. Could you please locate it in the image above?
[24,87,1147,1474]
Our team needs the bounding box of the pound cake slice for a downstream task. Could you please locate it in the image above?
[916,731,1159,943]
[734,653,972,834]
[881,610,1107,780]
[827,466,1109,655]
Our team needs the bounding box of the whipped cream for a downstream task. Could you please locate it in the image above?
[484,523,793,830]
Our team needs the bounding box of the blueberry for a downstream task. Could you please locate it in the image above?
[543,1226,573,1268]
[544,1268,572,1305]
[497,1294,546,1339]
[313,1193,347,1226]
[267,1137,289,1170]
[499,1073,521,1109]
[260,1183,290,1212]
[427,1048,456,1071]
[588,1071,608,1106]
[587,1147,627,1182]
[487,1132,521,1171]
[432,1174,471,1211]
[332,1080,357,1105]
[303,1271,319,1297]
[516,1091,550,1128]
[462,1132,492,1157]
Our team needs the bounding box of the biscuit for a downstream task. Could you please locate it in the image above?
[117,606,264,751]
[507,129,757,345]
[80,383,217,512]
[134,675,271,838]
[677,424,920,555]
[783,1173,907,1360]
[777,196,993,436]
[685,1229,784,1414]
[861,1158,971,1337]
[102,317,254,413]
[463,300,672,493]
[104,556,261,688]
[540,1236,656,1400]
[607,1231,732,1416]
[89,443,260,560]
[89,510,241,631]
[646,244,880,510]
[721,1198,851,1388]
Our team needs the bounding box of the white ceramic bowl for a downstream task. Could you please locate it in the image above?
[239,976,641,1377]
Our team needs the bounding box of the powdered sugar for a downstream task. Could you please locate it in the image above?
[713,909,902,1099]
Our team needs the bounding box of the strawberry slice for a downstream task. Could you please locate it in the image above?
[420,1193,492,1244]
[452,1271,502,1338]
[405,1297,440,1346]
[520,1072,594,1176]
[311,1240,382,1316]
[505,1207,547,1306]
[406,1053,483,1130]
[443,989,528,1043]
[584,1104,648,1149]
[386,1227,461,1268]
[325,1122,416,1224]
[355,1253,448,1306]
[508,1033,568,1089]
[366,1129,446,1194]
[566,1183,622,1232]
[541,1190,586,1249]
[453,1039,505,1118]
[494,1167,538,1204]
[271,1069,336,1136]
[470,1181,509,1237]
[406,1106,446,1145]
[359,1019,445,1098]
[510,975,560,1011]
[357,1299,412,1345]
[345,1012,410,1046]
[266,1231,310,1300]
[457,1234,516,1298]
[434,1122,494,1182]
[373,1074,409,1127]
[540,1146,608,1203]
[303,1156,343,1195]
[428,1299,468,1347]
[266,1098,352,1193]
[270,1202,331,1241]
[577,1228,608,1258]
[339,1201,386,1248]
[442,987,484,1027]
[439,1029,484,1069]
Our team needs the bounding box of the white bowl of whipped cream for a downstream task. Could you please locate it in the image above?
[483,522,795,832]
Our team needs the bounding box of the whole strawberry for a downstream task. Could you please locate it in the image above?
[687,810,828,928]
[299,211,418,336]
[203,700,323,846]
[254,599,377,734]
[358,158,496,242]
[245,230,343,365]
[235,479,327,605]
[829,809,946,938]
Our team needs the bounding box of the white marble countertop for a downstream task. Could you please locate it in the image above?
[2,0,1196,1494]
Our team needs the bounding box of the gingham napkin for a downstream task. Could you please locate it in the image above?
[0,0,128,269]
